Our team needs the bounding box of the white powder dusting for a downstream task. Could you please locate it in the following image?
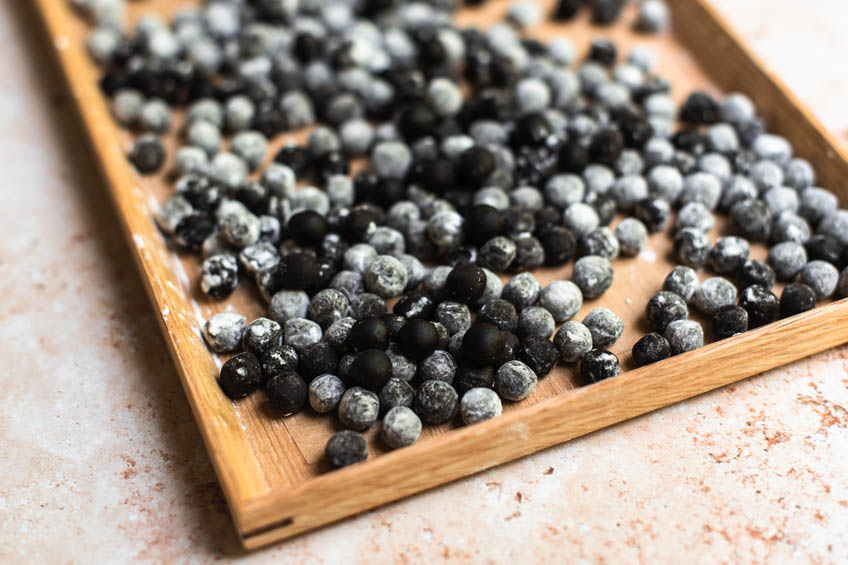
[639,248,657,263]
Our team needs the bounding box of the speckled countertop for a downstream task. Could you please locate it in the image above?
[2,1,847,562]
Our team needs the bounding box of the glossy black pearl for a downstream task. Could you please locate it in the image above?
[397,319,439,361]
[287,210,328,247]
[460,324,505,367]
[350,349,393,391]
[219,352,263,399]
[466,205,505,245]
[347,318,390,352]
[445,264,487,304]
[277,252,320,290]
[456,146,496,187]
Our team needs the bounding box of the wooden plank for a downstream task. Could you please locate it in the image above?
[30,0,272,531]
[30,0,848,549]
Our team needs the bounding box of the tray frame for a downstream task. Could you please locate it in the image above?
[33,0,848,549]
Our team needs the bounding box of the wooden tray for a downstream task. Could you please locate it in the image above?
[34,0,848,549]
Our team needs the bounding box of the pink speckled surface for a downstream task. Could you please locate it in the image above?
[1,1,848,562]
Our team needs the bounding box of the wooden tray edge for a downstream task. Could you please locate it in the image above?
[30,0,271,530]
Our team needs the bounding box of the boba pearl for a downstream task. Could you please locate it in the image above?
[610,175,649,212]
[647,165,684,203]
[572,255,614,299]
[413,380,459,425]
[675,202,714,234]
[338,387,380,431]
[579,227,620,260]
[283,318,323,352]
[583,307,624,348]
[385,344,417,383]
[479,237,518,272]
[663,265,699,303]
[350,349,393,391]
[297,342,339,382]
[730,199,772,242]
[454,365,495,395]
[804,235,843,265]
[265,371,308,415]
[397,319,439,362]
[436,302,472,336]
[379,378,415,414]
[495,360,538,402]
[737,259,776,290]
[711,305,749,339]
[537,280,582,324]
[418,350,457,384]
[579,349,620,383]
[663,319,704,355]
[308,374,346,413]
[242,317,282,357]
[673,228,711,269]
[781,283,818,317]
[460,388,503,426]
[739,285,780,327]
[348,293,386,320]
[364,255,408,298]
[516,336,558,378]
[502,272,542,310]
[771,212,811,244]
[260,345,299,381]
[615,218,648,256]
[478,299,518,332]
[269,290,310,324]
[553,321,594,363]
[694,277,738,315]
[799,187,838,226]
[720,175,758,212]
[819,210,848,247]
[799,260,839,298]
[219,352,263,399]
[645,291,688,332]
[637,0,669,32]
[230,131,268,170]
[307,289,349,330]
[563,202,600,237]
[459,323,505,367]
[632,333,671,367]
[129,134,166,174]
[381,406,422,449]
[325,430,367,468]
[545,174,585,209]
[517,307,556,340]
[427,211,465,249]
[768,241,808,281]
[202,312,246,353]
[709,236,751,275]
[444,264,487,304]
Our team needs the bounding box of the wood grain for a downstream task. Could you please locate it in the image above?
[31,0,848,549]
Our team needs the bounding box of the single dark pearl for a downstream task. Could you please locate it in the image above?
[265,371,308,415]
[219,352,263,399]
[350,349,393,391]
[444,264,487,304]
[347,317,390,352]
[460,324,505,367]
[287,210,328,247]
[456,146,495,187]
[397,319,439,361]
[466,205,505,245]
[277,252,320,290]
